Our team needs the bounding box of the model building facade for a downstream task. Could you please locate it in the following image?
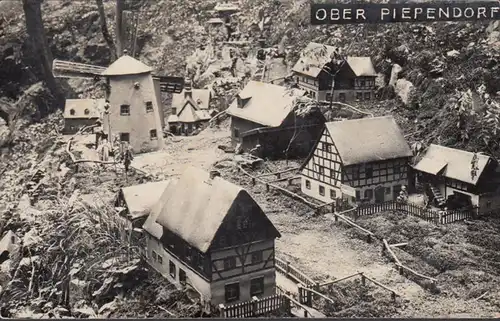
[142,167,281,306]
[300,116,413,204]
[292,42,377,102]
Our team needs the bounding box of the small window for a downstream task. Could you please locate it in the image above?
[305,180,311,189]
[150,129,158,140]
[169,261,176,278]
[152,251,157,261]
[224,257,236,270]
[233,128,239,138]
[120,133,130,142]
[225,282,240,302]
[352,169,360,180]
[157,254,163,264]
[251,251,263,264]
[366,168,373,179]
[330,189,336,199]
[318,166,324,175]
[356,190,360,199]
[356,92,363,101]
[171,107,177,115]
[145,101,153,112]
[84,108,90,115]
[331,170,336,179]
[365,189,373,199]
[385,187,391,195]
[364,92,371,100]
[250,277,264,296]
[394,165,400,174]
[219,235,227,247]
[319,185,325,196]
[360,80,366,87]
[120,104,130,116]
[185,245,192,262]
[326,93,332,101]
[69,109,76,115]
[179,269,187,283]
[198,254,205,270]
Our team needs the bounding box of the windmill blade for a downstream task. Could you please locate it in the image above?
[154,76,184,93]
[53,59,106,79]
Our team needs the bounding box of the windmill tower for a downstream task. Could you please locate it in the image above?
[52,53,185,154]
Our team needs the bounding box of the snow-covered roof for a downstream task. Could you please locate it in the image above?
[324,116,412,166]
[172,89,211,110]
[120,180,172,220]
[102,55,153,76]
[64,99,105,119]
[292,42,338,78]
[226,81,305,127]
[292,42,376,78]
[346,57,377,77]
[142,167,280,253]
[414,144,491,185]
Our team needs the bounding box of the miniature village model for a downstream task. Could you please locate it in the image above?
[300,116,413,204]
[2,1,500,318]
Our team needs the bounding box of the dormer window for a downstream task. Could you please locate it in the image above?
[237,95,251,108]
[70,109,75,115]
[84,108,90,115]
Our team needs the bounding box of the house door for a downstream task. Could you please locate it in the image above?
[374,186,385,203]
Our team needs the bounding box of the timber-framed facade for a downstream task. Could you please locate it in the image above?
[300,116,413,204]
[142,167,281,307]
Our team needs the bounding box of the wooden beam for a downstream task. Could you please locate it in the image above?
[333,213,375,237]
[256,167,300,178]
[362,274,400,297]
[383,239,401,266]
[319,272,362,287]
[303,287,335,304]
[390,242,408,248]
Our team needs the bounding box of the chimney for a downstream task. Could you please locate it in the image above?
[237,95,250,108]
[210,170,221,179]
[184,79,192,98]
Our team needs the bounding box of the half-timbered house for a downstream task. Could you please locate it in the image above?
[142,167,281,306]
[292,42,377,102]
[300,116,413,204]
[413,144,500,212]
[225,80,325,159]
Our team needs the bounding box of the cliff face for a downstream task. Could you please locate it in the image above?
[0,0,499,153]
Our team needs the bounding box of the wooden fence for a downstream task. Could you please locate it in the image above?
[218,294,290,318]
[352,200,478,224]
[275,257,318,288]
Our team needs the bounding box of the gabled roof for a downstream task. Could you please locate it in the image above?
[324,116,412,166]
[413,144,491,185]
[346,57,377,77]
[120,180,171,220]
[172,89,211,110]
[292,42,338,78]
[143,167,279,253]
[102,55,153,76]
[292,42,376,78]
[64,99,105,119]
[225,81,305,127]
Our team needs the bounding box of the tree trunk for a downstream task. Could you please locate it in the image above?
[21,0,64,112]
[115,0,125,57]
[95,0,117,61]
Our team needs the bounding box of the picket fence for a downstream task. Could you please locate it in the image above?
[218,294,290,318]
[351,200,478,224]
[275,257,317,288]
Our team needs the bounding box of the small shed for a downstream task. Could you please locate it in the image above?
[63,99,105,135]
[0,231,20,263]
